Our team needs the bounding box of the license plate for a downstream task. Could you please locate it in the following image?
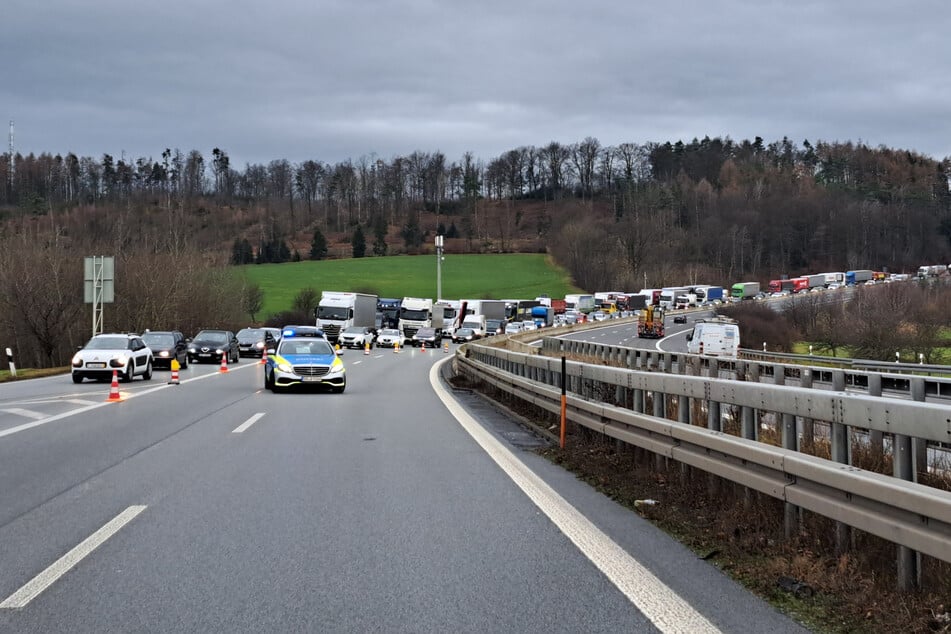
[87,362,106,368]
[301,376,321,382]
[199,353,211,357]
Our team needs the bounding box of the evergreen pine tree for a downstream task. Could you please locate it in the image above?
[310,228,328,260]
[352,226,367,258]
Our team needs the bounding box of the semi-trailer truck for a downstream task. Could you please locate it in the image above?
[731,282,760,299]
[845,270,874,285]
[315,291,378,342]
[564,294,596,314]
[399,297,433,339]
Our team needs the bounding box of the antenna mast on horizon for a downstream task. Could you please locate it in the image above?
[7,120,13,184]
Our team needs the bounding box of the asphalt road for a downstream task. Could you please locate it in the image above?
[0,345,807,633]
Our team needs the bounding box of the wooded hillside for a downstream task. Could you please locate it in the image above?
[1,136,950,366]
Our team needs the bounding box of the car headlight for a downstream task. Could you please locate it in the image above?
[255,342,264,349]
[215,348,224,355]
[331,358,344,372]
[72,354,83,367]
[188,347,197,353]
[277,362,292,372]
[159,350,169,357]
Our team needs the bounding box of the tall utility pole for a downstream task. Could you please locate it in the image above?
[435,235,444,301]
[8,120,13,185]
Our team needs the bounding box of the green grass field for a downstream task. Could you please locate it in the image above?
[235,254,581,317]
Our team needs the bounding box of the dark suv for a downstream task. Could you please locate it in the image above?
[141,330,188,369]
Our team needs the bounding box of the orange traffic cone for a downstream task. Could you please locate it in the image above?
[168,359,181,385]
[220,353,229,373]
[421,342,426,353]
[107,370,121,401]
[260,346,267,364]
[443,341,449,353]
[364,342,370,355]
[393,341,400,354]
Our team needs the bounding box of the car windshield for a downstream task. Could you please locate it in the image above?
[141,334,174,348]
[196,331,229,344]
[380,329,400,337]
[279,339,334,356]
[237,328,264,340]
[85,336,129,350]
[457,329,473,335]
[416,329,436,337]
[343,326,364,334]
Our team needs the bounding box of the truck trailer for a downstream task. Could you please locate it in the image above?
[731,282,760,300]
[845,270,874,285]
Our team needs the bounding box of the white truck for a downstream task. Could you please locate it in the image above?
[686,318,740,357]
[315,291,378,343]
[399,297,451,339]
[461,314,487,338]
[659,287,690,309]
[564,294,596,314]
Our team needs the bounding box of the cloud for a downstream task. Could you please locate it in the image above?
[3,0,949,165]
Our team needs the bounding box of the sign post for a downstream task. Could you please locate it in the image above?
[84,256,115,337]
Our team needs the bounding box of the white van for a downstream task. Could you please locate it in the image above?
[685,319,739,357]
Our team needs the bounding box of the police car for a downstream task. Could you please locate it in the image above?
[264,326,345,393]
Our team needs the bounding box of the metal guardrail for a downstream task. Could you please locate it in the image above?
[455,342,951,589]
[544,338,951,401]
[740,348,951,376]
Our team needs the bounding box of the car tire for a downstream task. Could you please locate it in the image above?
[264,369,274,391]
[123,364,134,383]
[143,361,153,381]
[332,381,346,394]
[72,373,83,384]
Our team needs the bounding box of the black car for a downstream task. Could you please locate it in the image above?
[673,314,688,324]
[410,327,439,348]
[141,330,188,369]
[187,329,240,364]
[236,327,281,358]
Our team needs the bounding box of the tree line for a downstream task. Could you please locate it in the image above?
[1,135,950,368]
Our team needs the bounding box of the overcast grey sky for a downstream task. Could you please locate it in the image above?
[4,1,949,167]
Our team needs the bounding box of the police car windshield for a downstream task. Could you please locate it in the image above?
[279,339,334,356]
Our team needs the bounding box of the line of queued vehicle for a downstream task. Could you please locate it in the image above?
[71,327,282,384]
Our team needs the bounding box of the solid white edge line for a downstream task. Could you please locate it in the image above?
[429,358,721,634]
[0,363,257,441]
[232,412,265,434]
[0,505,147,609]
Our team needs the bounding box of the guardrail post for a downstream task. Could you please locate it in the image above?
[829,369,852,555]
[678,356,691,424]
[867,373,884,457]
[895,429,919,590]
[911,378,928,479]
[707,360,721,431]
[773,365,800,538]
[800,369,814,452]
